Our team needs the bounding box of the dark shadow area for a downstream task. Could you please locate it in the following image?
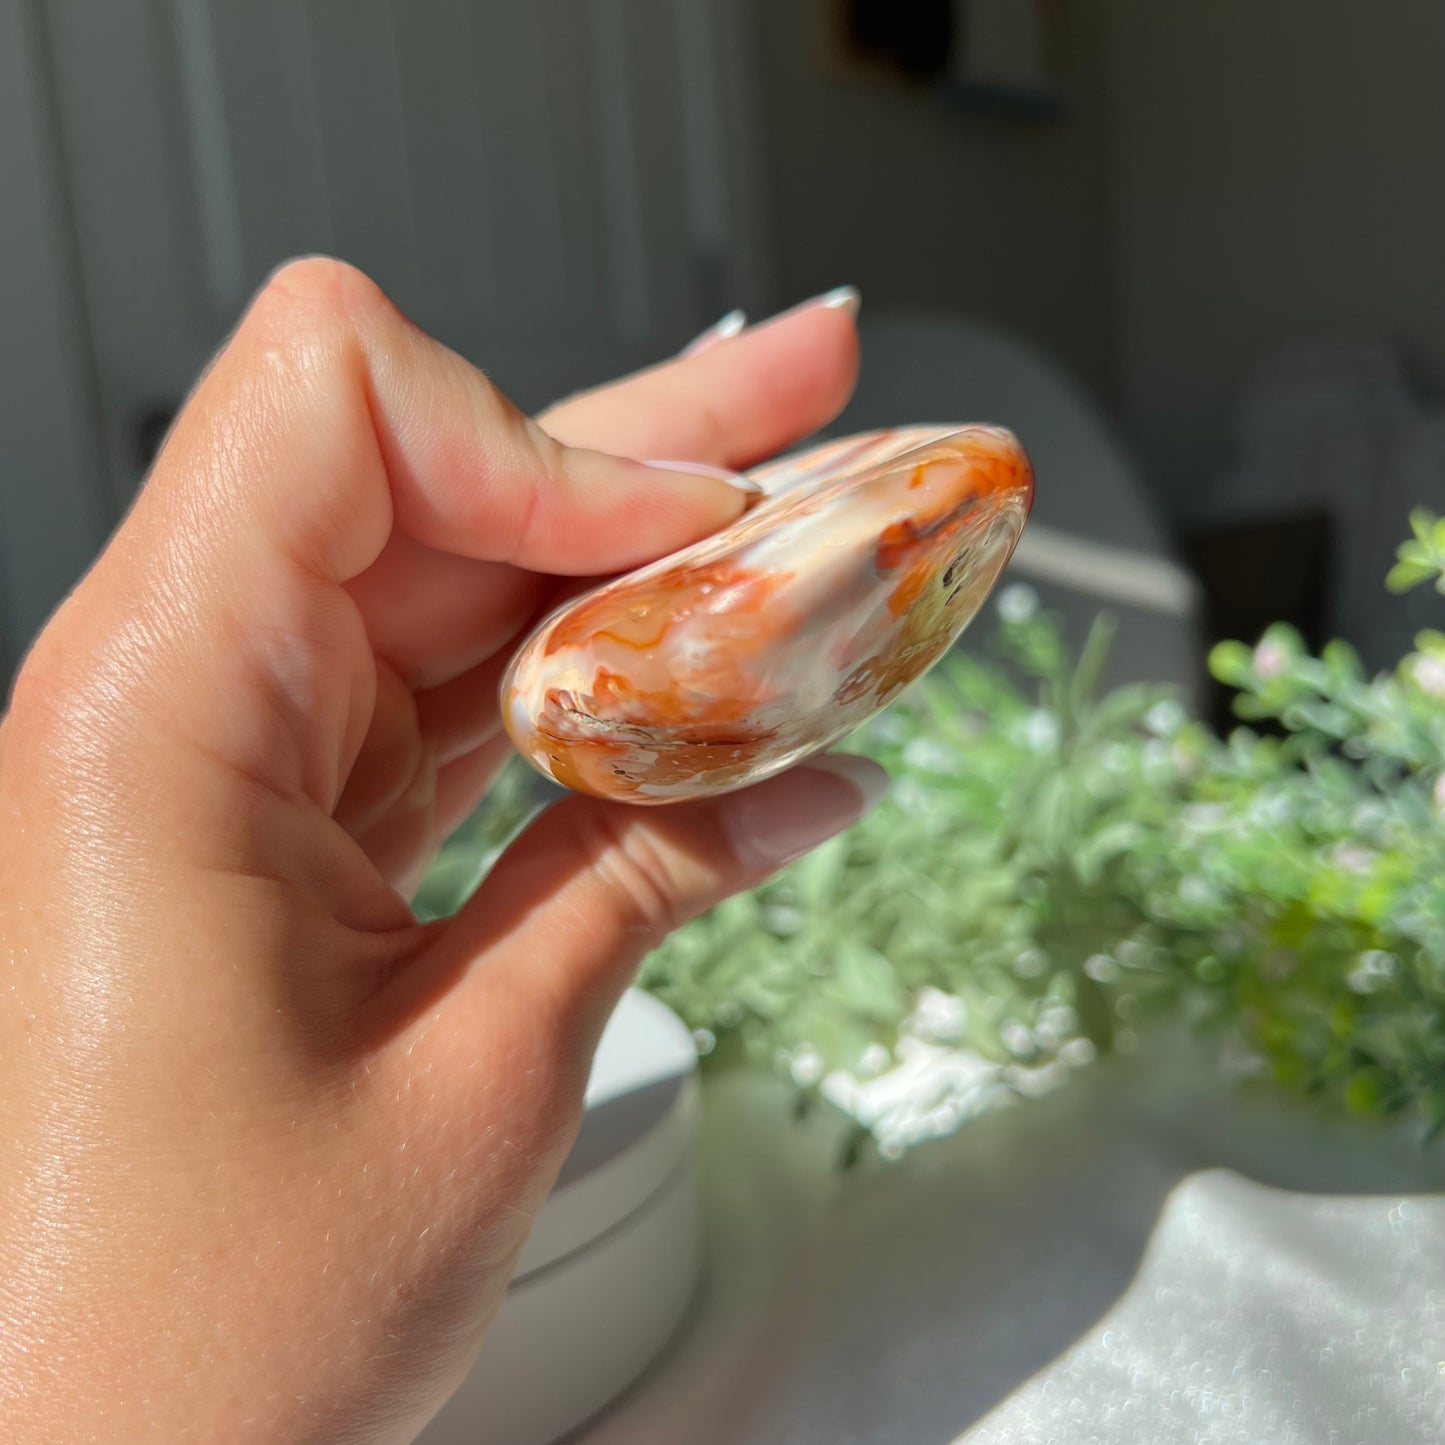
[1186,510,1334,733]
[554,1074,686,1190]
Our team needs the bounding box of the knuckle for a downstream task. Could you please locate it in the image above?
[525,413,565,469]
[500,415,558,559]
[586,811,683,947]
[693,396,732,461]
[336,662,429,828]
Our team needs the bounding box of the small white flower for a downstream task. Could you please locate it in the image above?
[1248,792,1294,827]
[1413,653,1445,698]
[1252,638,1289,678]
[1350,949,1396,991]
[1000,1020,1035,1057]
[1039,1003,1077,1037]
[997,583,1039,623]
[1116,939,1149,968]
[1099,743,1132,774]
[763,902,803,935]
[893,778,931,814]
[822,1039,1006,1153]
[903,737,957,773]
[858,1043,892,1077]
[908,988,967,1042]
[1179,874,1221,908]
[1033,1004,1077,1050]
[1433,773,1445,814]
[1331,843,1376,875]
[1019,709,1061,753]
[868,714,904,744]
[1182,802,1227,834]
[1144,699,1186,737]
[1012,948,1049,979]
[789,1044,824,1088]
[1346,964,1380,995]
[1059,1037,1097,1068]
[1008,1059,1068,1096]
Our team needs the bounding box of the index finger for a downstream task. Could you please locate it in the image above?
[539,293,861,467]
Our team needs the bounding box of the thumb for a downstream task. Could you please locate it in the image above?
[390,754,888,1071]
[30,257,750,833]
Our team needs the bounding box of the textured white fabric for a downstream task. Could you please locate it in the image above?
[966,1172,1445,1445]
[575,1032,1445,1445]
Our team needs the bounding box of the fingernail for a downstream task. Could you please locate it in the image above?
[817,285,861,316]
[771,285,861,325]
[641,459,763,494]
[682,308,747,357]
[721,753,888,871]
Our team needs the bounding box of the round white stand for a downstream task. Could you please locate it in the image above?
[417,990,700,1445]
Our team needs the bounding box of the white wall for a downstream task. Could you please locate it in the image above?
[0,0,1136,681]
[742,0,1119,410]
[18,1,1442,678]
[0,0,769,679]
[1107,0,1445,516]
[40,0,765,498]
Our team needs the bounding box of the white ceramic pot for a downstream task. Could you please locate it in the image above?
[417,989,701,1445]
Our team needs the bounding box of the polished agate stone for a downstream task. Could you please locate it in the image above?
[503,425,1034,803]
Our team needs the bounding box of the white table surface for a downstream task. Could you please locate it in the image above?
[574,1029,1445,1444]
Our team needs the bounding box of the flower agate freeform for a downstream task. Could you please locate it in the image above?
[503,425,1034,803]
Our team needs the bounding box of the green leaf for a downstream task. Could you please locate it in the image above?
[1208,640,1255,687]
[1344,1070,1387,1116]
[827,938,909,1024]
[1387,559,1437,594]
[412,506,1445,1163]
[1073,820,1137,881]
[1068,613,1117,721]
[1073,973,1116,1049]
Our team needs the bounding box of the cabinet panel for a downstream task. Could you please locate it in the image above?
[39,0,763,501]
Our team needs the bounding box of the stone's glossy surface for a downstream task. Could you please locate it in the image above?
[503,425,1034,803]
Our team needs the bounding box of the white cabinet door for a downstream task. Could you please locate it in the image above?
[0,0,113,676]
[33,0,767,515]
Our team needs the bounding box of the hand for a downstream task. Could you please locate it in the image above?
[0,261,882,1443]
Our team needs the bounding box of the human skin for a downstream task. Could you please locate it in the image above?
[0,260,883,1443]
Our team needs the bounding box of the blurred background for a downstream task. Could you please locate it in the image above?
[10,12,1445,1437]
[4,0,1444,705]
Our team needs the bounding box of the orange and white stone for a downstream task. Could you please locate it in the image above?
[503,425,1034,803]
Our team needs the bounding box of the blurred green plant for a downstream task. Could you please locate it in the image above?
[419,515,1445,1155]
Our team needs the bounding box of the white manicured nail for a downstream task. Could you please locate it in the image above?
[768,286,862,325]
[682,308,748,357]
[720,754,888,870]
[641,459,762,494]
[817,285,861,315]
